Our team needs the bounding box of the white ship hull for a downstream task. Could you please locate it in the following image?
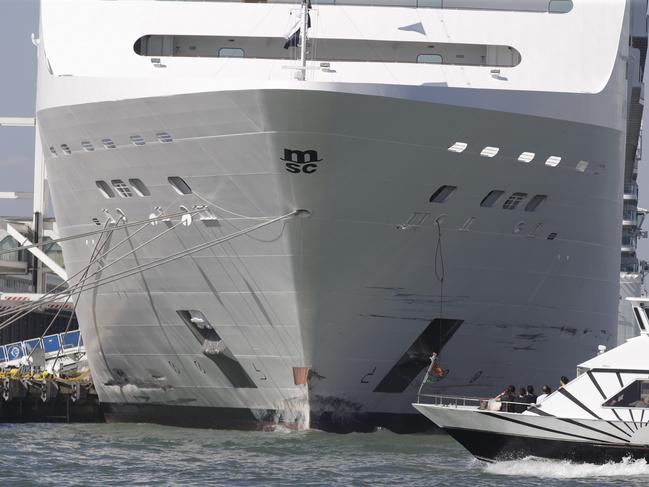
[35,0,631,431]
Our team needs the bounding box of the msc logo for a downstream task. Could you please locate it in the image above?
[281,149,323,174]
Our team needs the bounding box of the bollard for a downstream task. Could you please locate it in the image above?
[40,380,59,403]
[3,378,27,402]
[71,382,87,403]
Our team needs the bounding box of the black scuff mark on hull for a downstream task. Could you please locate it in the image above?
[358,314,430,322]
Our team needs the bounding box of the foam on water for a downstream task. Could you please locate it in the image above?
[482,456,649,479]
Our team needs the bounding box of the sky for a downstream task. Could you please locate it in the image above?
[1,0,649,260]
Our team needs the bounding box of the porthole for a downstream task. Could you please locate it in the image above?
[96,180,115,199]
[480,190,505,208]
[168,176,192,195]
[525,195,547,212]
[130,135,146,146]
[102,138,117,149]
[448,142,467,153]
[111,179,133,198]
[545,156,561,167]
[480,146,499,158]
[156,132,173,143]
[128,178,151,197]
[518,152,535,163]
[429,185,457,203]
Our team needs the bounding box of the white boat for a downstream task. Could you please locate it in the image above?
[414,297,649,463]
[30,0,647,431]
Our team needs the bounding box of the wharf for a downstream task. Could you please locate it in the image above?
[0,374,104,423]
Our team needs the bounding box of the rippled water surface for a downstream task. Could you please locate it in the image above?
[3,423,649,486]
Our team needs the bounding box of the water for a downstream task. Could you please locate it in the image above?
[2,423,649,486]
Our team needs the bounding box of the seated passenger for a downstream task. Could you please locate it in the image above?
[525,385,538,404]
[536,385,551,404]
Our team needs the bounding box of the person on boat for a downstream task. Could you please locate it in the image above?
[559,376,570,388]
[536,385,551,404]
[496,385,517,412]
[524,385,537,405]
[515,387,527,412]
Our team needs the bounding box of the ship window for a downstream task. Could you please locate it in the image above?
[545,156,562,167]
[502,192,527,210]
[95,180,115,199]
[156,132,173,143]
[102,138,117,149]
[81,141,95,152]
[548,0,573,13]
[547,232,558,240]
[603,380,649,408]
[60,144,72,155]
[518,152,535,163]
[218,48,244,58]
[480,190,505,208]
[49,146,58,157]
[576,160,589,172]
[417,54,443,64]
[417,0,443,6]
[638,308,649,331]
[429,185,457,203]
[111,179,133,198]
[91,218,101,226]
[128,178,151,197]
[177,310,256,388]
[525,194,547,212]
[480,146,499,158]
[130,135,146,146]
[168,176,192,195]
[448,142,467,153]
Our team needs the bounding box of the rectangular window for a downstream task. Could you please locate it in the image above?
[430,185,457,203]
[218,48,244,58]
[111,179,133,198]
[525,194,547,212]
[502,192,527,210]
[480,190,505,208]
[603,380,649,408]
[168,176,192,195]
[417,54,443,64]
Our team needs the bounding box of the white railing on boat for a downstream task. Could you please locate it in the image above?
[416,393,532,411]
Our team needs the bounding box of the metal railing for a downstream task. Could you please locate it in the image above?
[416,393,534,412]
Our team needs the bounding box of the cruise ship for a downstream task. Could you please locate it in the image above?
[32,0,647,432]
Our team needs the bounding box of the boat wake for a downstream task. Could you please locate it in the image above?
[480,456,649,479]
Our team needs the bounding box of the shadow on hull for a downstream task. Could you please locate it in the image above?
[102,403,440,434]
